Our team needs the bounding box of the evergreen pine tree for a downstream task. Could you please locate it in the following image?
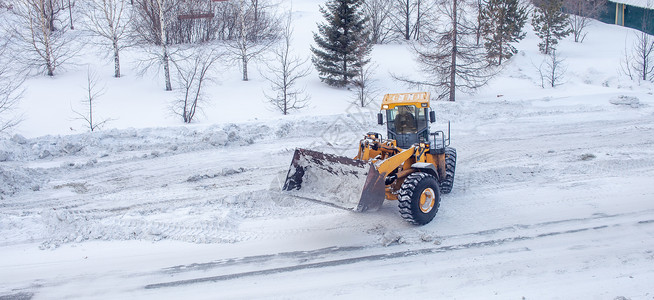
[311,0,372,87]
[480,0,527,65]
[532,0,571,55]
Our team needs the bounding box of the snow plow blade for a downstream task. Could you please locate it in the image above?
[282,148,385,212]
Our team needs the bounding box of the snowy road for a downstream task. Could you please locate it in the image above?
[2,92,654,299]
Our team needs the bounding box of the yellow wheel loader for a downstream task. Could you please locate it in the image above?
[283,92,456,225]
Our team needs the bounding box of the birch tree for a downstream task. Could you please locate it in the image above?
[83,0,134,78]
[156,0,173,90]
[225,0,280,81]
[9,0,77,76]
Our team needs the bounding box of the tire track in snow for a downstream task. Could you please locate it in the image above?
[144,210,654,289]
[144,214,654,289]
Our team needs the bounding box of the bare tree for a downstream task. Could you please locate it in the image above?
[73,69,112,131]
[156,0,173,90]
[0,43,25,133]
[30,0,66,33]
[82,0,134,78]
[352,60,378,107]
[261,13,310,115]
[9,0,78,76]
[131,0,174,89]
[546,49,565,87]
[132,0,164,45]
[389,0,437,41]
[395,0,493,101]
[535,49,565,87]
[564,0,605,43]
[391,0,415,40]
[363,0,394,44]
[67,0,76,30]
[621,32,654,82]
[474,0,482,45]
[619,2,654,82]
[170,0,218,44]
[171,47,221,123]
[225,0,280,81]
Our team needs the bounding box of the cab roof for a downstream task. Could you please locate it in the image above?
[381,92,431,109]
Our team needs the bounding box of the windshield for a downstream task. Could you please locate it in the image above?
[387,106,427,134]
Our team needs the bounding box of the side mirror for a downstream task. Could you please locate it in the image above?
[429,110,436,123]
[377,113,384,125]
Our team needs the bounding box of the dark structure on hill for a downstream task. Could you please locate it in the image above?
[596,0,654,34]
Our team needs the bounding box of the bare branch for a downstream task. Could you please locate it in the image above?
[171,46,223,123]
[260,12,310,115]
[0,42,25,134]
[81,0,134,77]
[224,0,280,81]
[8,0,80,76]
[72,69,112,131]
[398,0,495,101]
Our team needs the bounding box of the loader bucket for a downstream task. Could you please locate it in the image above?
[282,148,386,212]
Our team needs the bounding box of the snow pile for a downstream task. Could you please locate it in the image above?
[610,95,642,108]
[0,166,41,199]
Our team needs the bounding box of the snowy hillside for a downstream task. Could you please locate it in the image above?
[1,0,654,299]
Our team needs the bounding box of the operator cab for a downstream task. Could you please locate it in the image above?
[386,105,430,149]
[378,92,436,149]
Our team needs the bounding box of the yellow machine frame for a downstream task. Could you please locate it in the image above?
[355,92,447,201]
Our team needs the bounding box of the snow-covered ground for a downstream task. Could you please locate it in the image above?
[2,1,654,299]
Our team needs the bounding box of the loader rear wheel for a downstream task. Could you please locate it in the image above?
[398,172,440,225]
[439,147,456,194]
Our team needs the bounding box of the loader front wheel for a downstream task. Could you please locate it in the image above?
[439,147,457,194]
[398,172,440,225]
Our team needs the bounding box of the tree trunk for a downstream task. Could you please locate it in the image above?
[404,0,410,40]
[239,0,248,81]
[242,55,249,81]
[498,17,504,65]
[163,50,172,90]
[113,38,121,78]
[68,0,74,30]
[476,0,481,45]
[414,0,420,40]
[48,0,55,32]
[343,54,347,86]
[42,16,55,76]
[157,0,172,90]
[88,86,94,131]
[449,0,457,102]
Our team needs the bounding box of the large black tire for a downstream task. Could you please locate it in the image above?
[398,172,441,225]
[439,147,456,194]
